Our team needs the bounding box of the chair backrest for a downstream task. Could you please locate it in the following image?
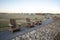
[26,18,32,28]
[10,18,16,28]
[26,18,30,22]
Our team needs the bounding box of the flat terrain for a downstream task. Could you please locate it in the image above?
[0,13,60,40]
[0,18,54,40]
[0,14,46,31]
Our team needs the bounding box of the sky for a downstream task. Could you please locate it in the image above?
[0,0,60,13]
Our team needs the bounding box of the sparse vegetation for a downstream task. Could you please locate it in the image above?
[0,13,59,31]
[0,14,46,31]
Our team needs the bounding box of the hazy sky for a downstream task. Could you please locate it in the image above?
[0,0,60,13]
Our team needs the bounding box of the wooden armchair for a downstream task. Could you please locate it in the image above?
[26,18,35,28]
[9,19,20,33]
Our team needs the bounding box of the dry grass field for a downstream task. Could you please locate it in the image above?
[0,13,46,31]
[0,13,60,31]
